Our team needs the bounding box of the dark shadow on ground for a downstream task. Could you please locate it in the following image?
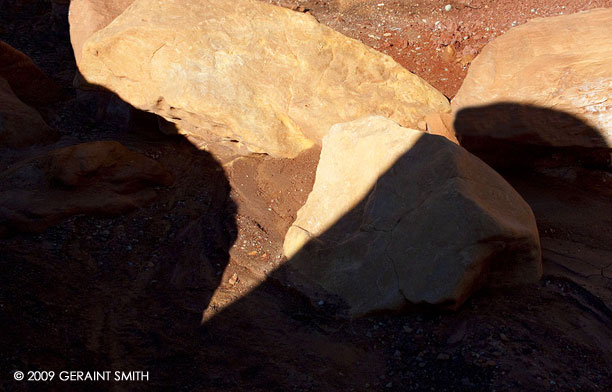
[0,93,238,392]
[191,104,612,390]
[1,3,237,391]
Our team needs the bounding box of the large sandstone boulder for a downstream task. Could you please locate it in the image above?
[0,77,57,148]
[0,141,173,236]
[452,9,612,151]
[68,0,135,67]
[0,41,61,106]
[78,0,450,158]
[283,116,542,316]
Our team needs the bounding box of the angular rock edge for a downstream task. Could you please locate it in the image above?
[283,116,542,317]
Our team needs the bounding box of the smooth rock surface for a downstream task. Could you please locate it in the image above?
[79,0,450,158]
[0,77,57,148]
[425,112,458,144]
[0,141,173,236]
[69,0,135,66]
[283,116,542,316]
[452,8,612,149]
[0,41,61,106]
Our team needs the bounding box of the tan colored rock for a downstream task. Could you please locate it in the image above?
[283,116,541,316]
[0,77,57,148]
[79,0,450,158]
[0,141,173,236]
[69,0,135,66]
[0,41,60,106]
[425,112,458,144]
[452,9,612,150]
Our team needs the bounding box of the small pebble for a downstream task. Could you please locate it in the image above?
[444,4,452,12]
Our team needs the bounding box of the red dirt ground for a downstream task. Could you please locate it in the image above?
[271,0,612,98]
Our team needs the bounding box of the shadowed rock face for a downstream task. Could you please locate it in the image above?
[77,0,450,159]
[453,103,612,169]
[0,41,60,106]
[0,77,57,148]
[284,116,542,317]
[0,141,173,237]
[451,8,612,149]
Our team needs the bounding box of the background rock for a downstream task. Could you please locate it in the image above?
[79,0,450,159]
[452,8,612,151]
[0,140,173,236]
[283,116,542,316]
[0,77,57,148]
[0,40,61,106]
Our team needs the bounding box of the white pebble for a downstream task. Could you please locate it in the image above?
[444,4,452,12]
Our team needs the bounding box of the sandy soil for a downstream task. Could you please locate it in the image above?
[1,1,611,391]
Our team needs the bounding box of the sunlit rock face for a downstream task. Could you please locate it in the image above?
[69,0,135,67]
[452,8,612,149]
[78,0,449,158]
[283,116,542,317]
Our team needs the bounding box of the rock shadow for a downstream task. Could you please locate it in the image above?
[452,102,611,170]
[0,85,238,392]
[192,132,536,389]
[1,4,241,391]
[190,103,612,390]
[2,3,611,390]
[1,56,237,392]
[452,104,612,305]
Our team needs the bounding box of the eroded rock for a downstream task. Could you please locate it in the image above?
[79,0,449,158]
[0,141,173,236]
[0,77,57,148]
[283,116,542,316]
[0,41,61,106]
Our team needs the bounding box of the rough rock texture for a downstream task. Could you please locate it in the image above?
[283,116,542,316]
[451,8,612,150]
[79,0,450,158]
[0,141,174,236]
[68,0,135,66]
[0,41,61,106]
[0,77,57,148]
